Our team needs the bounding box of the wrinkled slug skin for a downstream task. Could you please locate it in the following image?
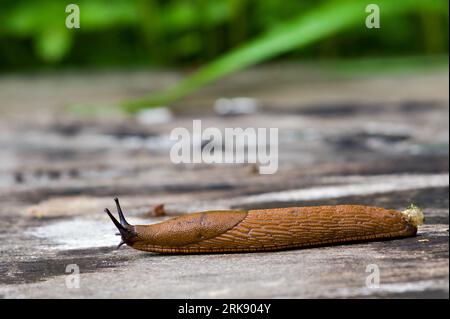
[129,205,417,254]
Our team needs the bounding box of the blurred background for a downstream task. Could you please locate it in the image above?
[1,0,448,70]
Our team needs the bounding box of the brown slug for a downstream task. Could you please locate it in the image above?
[105,198,424,254]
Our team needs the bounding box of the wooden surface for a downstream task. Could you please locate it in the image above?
[0,65,448,298]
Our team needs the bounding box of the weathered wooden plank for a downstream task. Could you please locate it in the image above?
[0,67,448,298]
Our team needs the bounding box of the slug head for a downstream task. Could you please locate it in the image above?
[105,198,138,249]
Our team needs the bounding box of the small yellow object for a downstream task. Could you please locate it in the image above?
[401,205,424,227]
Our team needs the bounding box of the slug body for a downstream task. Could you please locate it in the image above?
[105,199,423,254]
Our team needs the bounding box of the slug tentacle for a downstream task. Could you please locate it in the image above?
[114,197,131,227]
[104,203,137,249]
[104,208,126,232]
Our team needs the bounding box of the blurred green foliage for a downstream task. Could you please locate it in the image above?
[1,0,448,71]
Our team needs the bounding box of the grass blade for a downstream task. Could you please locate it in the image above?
[123,0,447,112]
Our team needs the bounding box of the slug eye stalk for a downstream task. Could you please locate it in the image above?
[104,198,137,249]
[114,197,131,227]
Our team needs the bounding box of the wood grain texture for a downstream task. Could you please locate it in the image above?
[0,70,447,298]
[129,205,417,254]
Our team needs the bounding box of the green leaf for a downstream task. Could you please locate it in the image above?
[122,0,448,112]
[35,28,72,63]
